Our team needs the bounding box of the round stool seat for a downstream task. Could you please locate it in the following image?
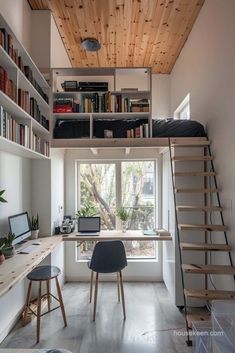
[27,265,61,281]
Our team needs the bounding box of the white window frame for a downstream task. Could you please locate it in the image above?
[174,93,190,120]
[76,159,159,262]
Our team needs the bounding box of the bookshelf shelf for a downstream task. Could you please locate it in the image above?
[51,67,152,145]
[0,13,50,159]
[0,136,49,159]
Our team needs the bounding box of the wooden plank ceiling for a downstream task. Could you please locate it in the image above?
[28,0,204,73]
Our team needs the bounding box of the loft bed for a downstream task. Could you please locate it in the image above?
[51,119,207,149]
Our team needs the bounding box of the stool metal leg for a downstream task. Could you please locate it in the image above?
[23,280,32,326]
[55,276,67,327]
[119,271,126,320]
[46,280,51,312]
[93,272,99,322]
[89,271,94,303]
[36,281,42,343]
[117,272,120,302]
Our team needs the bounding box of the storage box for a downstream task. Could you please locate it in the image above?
[192,321,221,353]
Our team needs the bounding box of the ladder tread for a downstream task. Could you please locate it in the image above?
[185,288,235,300]
[177,205,222,212]
[175,188,218,193]
[170,138,210,147]
[178,224,227,231]
[174,172,216,177]
[172,156,213,161]
[182,264,235,274]
[181,242,231,251]
[187,313,211,328]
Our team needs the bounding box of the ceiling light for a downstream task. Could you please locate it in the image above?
[81,38,101,52]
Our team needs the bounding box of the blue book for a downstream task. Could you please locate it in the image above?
[143,230,159,236]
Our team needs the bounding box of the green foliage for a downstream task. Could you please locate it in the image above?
[0,243,5,255]
[0,190,7,203]
[0,232,15,248]
[76,201,98,218]
[116,207,129,221]
[30,214,39,230]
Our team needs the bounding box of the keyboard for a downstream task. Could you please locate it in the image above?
[19,245,38,254]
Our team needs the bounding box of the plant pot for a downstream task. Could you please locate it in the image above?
[121,220,128,233]
[3,246,15,258]
[0,253,5,264]
[31,229,39,239]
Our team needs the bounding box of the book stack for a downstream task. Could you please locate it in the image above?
[81,92,113,113]
[32,133,50,157]
[0,66,17,102]
[78,81,108,92]
[53,98,79,113]
[126,123,149,138]
[0,27,49,103]
[130,99,149,112]
[0,106,30,148]
[110,95,131,113]
[30,97,49,130]
[18,88,30,113]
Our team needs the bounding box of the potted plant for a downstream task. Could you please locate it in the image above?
[76,201,98,218]
[116,207,129,233]
[1,233,15,258]
[0,243,5,264]
[0,189,7,203]
[30,214,39,239]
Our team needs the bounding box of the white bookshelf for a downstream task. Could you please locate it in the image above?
[0,14,50,159]
[51,67,152,147]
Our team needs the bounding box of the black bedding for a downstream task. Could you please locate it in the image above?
[53,118,206,139]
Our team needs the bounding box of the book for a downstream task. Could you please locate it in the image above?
[143,230,160,236]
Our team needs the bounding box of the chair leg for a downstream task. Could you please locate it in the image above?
[119,271,126,320]
[117,272,120,302]
[55,276,67,327]
[36,281,42,343]
[23,280,32,326]
[89,271,94,303]
[46,280,51,312]
[93,272,99,322]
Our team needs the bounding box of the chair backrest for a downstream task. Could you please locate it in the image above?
[89,241,127,273]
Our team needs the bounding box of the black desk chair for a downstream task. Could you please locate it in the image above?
[88,240,127,321]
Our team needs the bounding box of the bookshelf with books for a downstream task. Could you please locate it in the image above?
[0,14,50,159]
[51,67,152,147]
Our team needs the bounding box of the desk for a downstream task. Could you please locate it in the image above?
[64,229,172,242]
[0,236,62,298]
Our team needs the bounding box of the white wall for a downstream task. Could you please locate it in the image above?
[170,0,235,290]
[152,74,171,119]
[51,149,65,230]
[0,152,31,234]
[0,0,32,53]
[50,15,71,68]
[31,10,51,70]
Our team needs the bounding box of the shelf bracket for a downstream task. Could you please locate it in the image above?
[91,148,98,155]
[125,147,131,155]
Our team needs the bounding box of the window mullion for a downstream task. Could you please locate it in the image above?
[116,161,122,230]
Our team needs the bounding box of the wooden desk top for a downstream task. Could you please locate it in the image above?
[0,236,62,298]
[64,229,172,242]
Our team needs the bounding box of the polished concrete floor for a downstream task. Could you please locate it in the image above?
[1,282,194,353]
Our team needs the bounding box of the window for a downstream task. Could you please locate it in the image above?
[77,161,157,260]
[174,93,190,120]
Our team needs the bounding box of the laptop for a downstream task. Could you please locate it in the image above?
[77,216,101,236]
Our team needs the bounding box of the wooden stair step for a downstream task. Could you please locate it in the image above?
[171,140,210,147]
[178,224,227,231]
[187,314,211,328]
[185,288,235,300]
[172,156,213,161]
[182,264,235,274]
[174,172,215,177]
[175,188,218,193]
[177,205,222,212]
[181,242,231,251]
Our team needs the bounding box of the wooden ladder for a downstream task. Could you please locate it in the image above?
[168,137,235,346]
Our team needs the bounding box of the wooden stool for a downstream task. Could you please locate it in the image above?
[23,265,67,342]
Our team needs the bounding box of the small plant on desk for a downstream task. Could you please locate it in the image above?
[0,233,15,258]
[116,207,130,233]
[0,243,5,264]
[30,214,39,239]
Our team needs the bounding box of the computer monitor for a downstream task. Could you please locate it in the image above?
[8,212,31,245]
[78,217,100,233]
